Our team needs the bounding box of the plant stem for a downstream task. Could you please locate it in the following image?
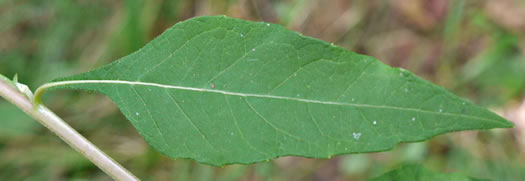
[0,78,139,181]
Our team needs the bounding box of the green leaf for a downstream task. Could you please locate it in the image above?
[369,164,490,181]
[37,16,512,166]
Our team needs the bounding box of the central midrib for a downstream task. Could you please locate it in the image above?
[42,79,500,123]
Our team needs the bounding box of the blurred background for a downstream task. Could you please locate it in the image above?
[0,0,524,180]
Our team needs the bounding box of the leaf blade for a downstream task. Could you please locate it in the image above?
[43,16,512,166]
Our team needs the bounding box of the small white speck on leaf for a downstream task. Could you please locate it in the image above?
[439,109,443,113]
[266,23,270,26]
[411,117,416,121]
[136,112,140,116]
[373,121,377,125]
[240,33,244,37]
[353,132,361,140]
[252,48,256,51]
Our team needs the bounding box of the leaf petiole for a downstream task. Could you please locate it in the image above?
[0,75,139,181]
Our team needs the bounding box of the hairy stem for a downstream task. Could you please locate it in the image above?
[0,77,139,181]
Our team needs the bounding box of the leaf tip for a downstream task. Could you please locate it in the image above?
[500,119,515,128]
[486,115,514,129]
